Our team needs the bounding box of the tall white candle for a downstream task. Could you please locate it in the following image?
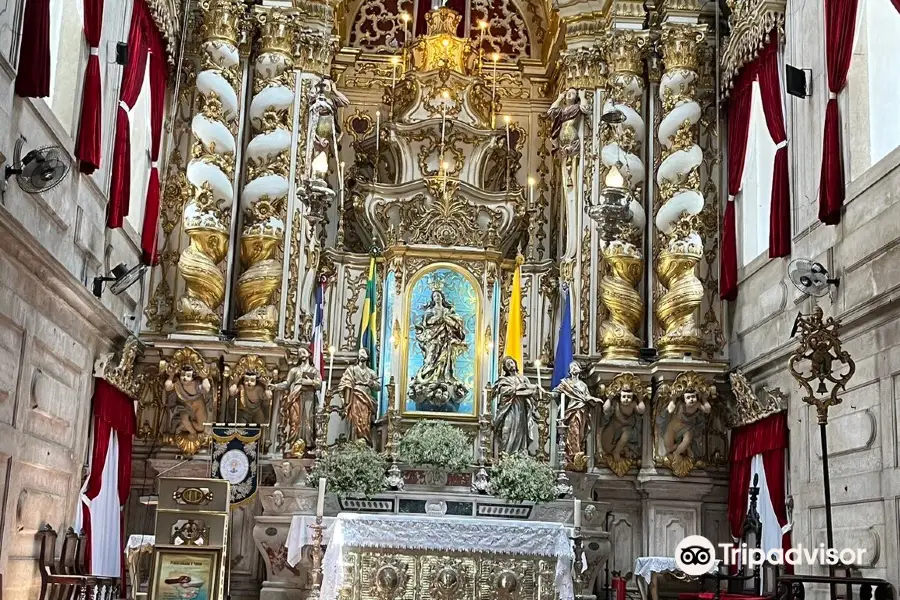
[375,110,381,161]
[559,393,567,421]
[505,116,511,153]
[317,477,326,517]
[482,387,490,415]
[528,176,535,208]
[535,359,542,390]
[394,380,401,411]
[327,346,336,393]
[574,498,582,528]
[490,53,499,128]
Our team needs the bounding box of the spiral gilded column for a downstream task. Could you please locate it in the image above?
[176,0,246,335]
[234,8,296,342]
[598,29,648,361]
[653,23,706,358]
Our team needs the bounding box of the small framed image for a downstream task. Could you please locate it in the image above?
[150,546,222,600]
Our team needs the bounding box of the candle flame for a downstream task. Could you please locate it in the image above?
[442,38,450,47]
[528,176,536,186]
[534,359,542,368]
[390,55,400,65]
[492,52,500,62]
[605,164,625,188]
[376,110,381,117]
[503,115,511,124]
[441,90,450,99]
[328,345,336,355]
[400,11,410,21]
[478,20,488,29]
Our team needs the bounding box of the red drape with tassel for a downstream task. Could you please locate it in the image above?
[728,412,791,560]
[74,0,105,173]
[141,30,168,265]
[757,34,791,258]
[15,0,51,97]
[818,0,859,225]
[107,1,149,228]
[720,64,756,302]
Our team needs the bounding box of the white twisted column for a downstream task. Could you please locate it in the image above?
[653,24,707,358]
[598,30,648,361]
[234,7,296,342]
[176,0,246,334]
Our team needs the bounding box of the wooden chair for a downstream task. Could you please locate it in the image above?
[37,525,93,600]
[75,532,117,600]
[679,475,778,600]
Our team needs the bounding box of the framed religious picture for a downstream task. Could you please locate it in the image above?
[150,546,223,600]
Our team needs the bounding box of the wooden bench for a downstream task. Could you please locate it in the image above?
[37,524,120,600]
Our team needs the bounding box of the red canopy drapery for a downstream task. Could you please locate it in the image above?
[728,412,791,561]
[141,29,168,265]
[74,0,106,173]
[720,63,756,302]
[14,0,51,97]
[82,378,136,576]
[818,0,859,225]
[756,34,791,259]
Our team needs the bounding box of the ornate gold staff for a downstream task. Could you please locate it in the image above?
[788,306,855,591]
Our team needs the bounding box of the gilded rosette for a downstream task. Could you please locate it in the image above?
[653,21,706,358]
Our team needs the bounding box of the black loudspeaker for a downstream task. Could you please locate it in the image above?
[785,64,810,98]
[639,347,658,362]
[116,42,129,66]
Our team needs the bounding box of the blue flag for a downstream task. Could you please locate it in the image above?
[551,285,573,388]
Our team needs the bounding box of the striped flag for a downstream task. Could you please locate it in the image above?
[311,278,326,402]
[359,255,378,369]
[504,257,524,373]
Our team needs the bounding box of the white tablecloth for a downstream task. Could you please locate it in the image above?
[125,535,155,553]
[634,556,720,582]
[321,513,575,600]
[286,516,335,567]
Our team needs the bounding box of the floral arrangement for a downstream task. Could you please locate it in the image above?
[489,452,556,504]
[398,420,472,472]
[307,440,387,498]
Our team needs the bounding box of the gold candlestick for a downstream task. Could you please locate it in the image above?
[308,516,325,600]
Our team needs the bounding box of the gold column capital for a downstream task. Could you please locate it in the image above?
[254,6,300,58]
[198,0,245,46]
[602,29,649,76]
[560,45,606,90]
[659,23,707,72]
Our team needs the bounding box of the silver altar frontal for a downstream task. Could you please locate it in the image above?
[321,514,576,600]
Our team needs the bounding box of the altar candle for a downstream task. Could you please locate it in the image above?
[316,477,327,517]
[490,53,499,127]
[394,380,401,411]
[440,90,449,158]
[375,110,381,161]
[327,345,336,393]
[482,387,490,415]
[574,498,582,528]
[559,393,566,421]
[528,176,535,208]
[534,358,542,390]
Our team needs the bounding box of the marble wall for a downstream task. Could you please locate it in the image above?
[0,0,142,597]
[730,0,900,585]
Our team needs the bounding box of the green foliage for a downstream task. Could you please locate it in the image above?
[398,420,473,472]
[489,453,556,504]
[307,440,387,498]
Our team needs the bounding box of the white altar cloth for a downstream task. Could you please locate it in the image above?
[286,516,336,567]
[321,513,575,600]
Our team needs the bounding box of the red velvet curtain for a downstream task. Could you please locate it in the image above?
[14,0,51,97]
[728,412,790,552]
[141,28,168,265]
[74,0,105,174]
[82,378,136,573]
[107,0,150,228]
[756,35,791,259]
[818,0,859,225]
[892,0,900,12]
[720,64,756,302]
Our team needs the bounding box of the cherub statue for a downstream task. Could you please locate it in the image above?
[164,364,211,437]
[552,361,600,470]
[547,88,590,187]
[598,376,647,476]
[229,370,273,424]
[306,78,350,175]
[272,348,322,457]
[338,348,380,443]
[664,388,712,460]
[492,356,539,456]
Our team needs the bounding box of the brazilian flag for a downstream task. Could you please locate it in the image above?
[359,255,378,369]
